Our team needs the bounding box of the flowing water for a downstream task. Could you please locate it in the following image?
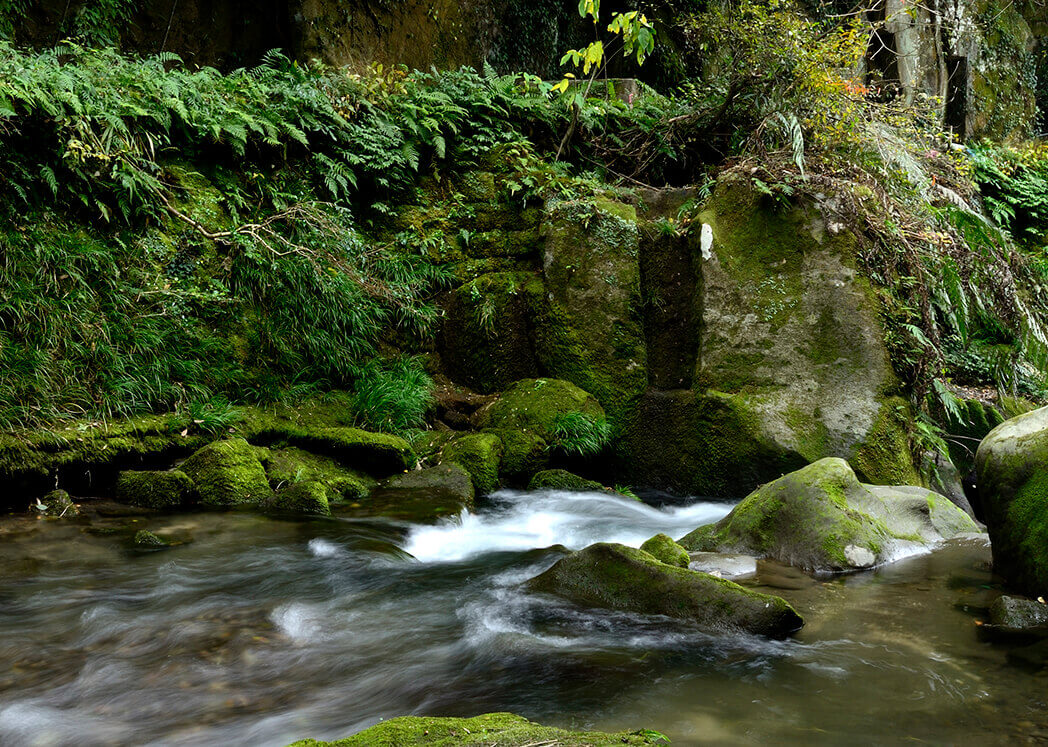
[0,489,1045,746]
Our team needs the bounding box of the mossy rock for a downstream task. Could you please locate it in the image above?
[849,397,921,486]
[679,458,978,574]
[492,429,549,485]
[115,469,197,509]
[528,200,647,424]
[132,530,168,548]
[527,542,803,638]
[989,595,1048,630]
[180,438,272,507]
[483,378,605,441]
[366,464,475,521]
[262,480,331,516]
[639,533,691,568]
[252,425,414,477]
[443,433,503,495]
[0,413,212,511]
[528,469,605,493]
[440,272,540,393]
[39,489,78,517]
[266,448,372,503]
[976,406,1048,595]
[288,712,666,746]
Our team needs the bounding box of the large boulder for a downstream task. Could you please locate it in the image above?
[679,458,978,574]
[265,447,371,503]
[288,712,665,746]
[180,438,271,507]
[482,378,606,439]
[975,405,1048,595]
[528,469,606,493]
[526,542,803,638]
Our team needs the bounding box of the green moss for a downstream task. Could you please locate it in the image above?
[443,433,503,495]
[850,397,920,486]
[251,424,414,476]
[484,379,605,439]
[639,533,691,568]
[441,272,540,393]
[266,448,372,503]
[180,438,271,507]
[527,542,803,637]
[115,469,197,509]
[263,480,331,516]
[133,529,168,548]
[528,469,606,492]
[491,429,549,485]
[289,712,665,746]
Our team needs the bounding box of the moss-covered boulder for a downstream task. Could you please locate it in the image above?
[289,712,666,746]
[265,448,371,503]
[115,469,197,509]
[528,469,606,492]
[443,433,503,495]
[366,463,475,521]
[180,438,271,507]
[262,480,331,516]
[483,378,605,440]
[38,489,78,517]
[639,533,691,568]
[975,406,1048,595]
[528,199,648,423]
[440,272,540,393]
[528,542,802,637]
[679,458,978,574]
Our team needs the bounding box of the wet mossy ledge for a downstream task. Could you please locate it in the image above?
[289,713,670,746]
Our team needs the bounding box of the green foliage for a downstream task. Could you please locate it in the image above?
[549,411,612,456]
[971,142,1048,247]
[350,357,434,434]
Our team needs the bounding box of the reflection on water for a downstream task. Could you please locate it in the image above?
[0,490,1042,746]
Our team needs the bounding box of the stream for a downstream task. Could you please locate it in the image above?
[1,489,1045,746]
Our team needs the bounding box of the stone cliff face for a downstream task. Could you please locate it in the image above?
[434,170,916,497]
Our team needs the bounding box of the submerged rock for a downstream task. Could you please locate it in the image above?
[528,469,606,493]
[989,595,1048,630]
[443,433,503,495]
[262,481,331,516]
[115,469,197,509]
[288,712,667,746]
[679,458,978,574]
[366,463,475,521]
[639,533,691,568]
[38,489,78,517]
[180,438,271,507]
[975,406,1048,595]
[132,529,167,548]
[526,542,803,638]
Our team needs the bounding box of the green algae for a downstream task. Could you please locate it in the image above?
[288,712,667,746]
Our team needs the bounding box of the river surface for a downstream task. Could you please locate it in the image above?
[0,489,1045,746]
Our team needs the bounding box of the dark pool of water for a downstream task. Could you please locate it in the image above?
[0,490,1043,746]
